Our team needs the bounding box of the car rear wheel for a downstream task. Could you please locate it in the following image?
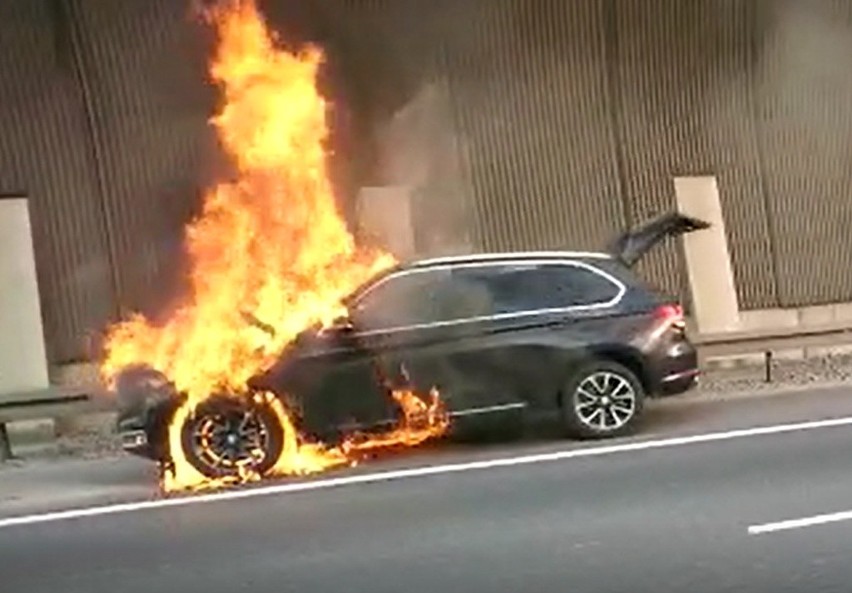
[561,360,645,439]
[179,396,284,480]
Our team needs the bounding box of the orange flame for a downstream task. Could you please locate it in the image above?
[100,0,447,492]
[341,389,451,453]
[101,0,393,403]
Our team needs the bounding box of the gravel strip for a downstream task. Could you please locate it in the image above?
[694,353,852,399]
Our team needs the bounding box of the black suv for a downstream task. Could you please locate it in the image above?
[116,212,707,479]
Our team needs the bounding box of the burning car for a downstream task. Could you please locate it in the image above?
[114,212,708,482]
[100,3,709,490]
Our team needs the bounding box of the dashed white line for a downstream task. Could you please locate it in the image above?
[749,509,852,535]
[2,414,852,531]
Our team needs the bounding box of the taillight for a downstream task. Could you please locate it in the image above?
[655,303,686,330]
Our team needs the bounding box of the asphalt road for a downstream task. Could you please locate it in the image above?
[3,385,852,592]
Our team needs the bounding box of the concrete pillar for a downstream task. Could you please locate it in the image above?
[375,83,473,257]
[0,197,49,397]
[673,176,740,333]
[356,186,416,260]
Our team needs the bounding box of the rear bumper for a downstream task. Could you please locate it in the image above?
[648,336,700,396]
[658,367,700,395]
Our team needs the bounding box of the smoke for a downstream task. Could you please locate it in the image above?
[367,81,473,259]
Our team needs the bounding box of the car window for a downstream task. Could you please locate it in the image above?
[454,262,620,314]
[352,268,496,330]
[547,264,621,307]
[351,270,446,330]
[351,262,620,330]
[431,270,495,320]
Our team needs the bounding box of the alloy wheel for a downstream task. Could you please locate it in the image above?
[191,407,271,472]
[573,371,637,432]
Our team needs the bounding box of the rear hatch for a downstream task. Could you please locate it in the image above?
[606,211,710,267]
[597,211,710,334]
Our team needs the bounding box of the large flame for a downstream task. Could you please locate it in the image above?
[101,1,392,401]
[101,0,447,492]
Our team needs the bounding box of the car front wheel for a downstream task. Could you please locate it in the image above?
[561,360,645,439]
[179,395,285,480]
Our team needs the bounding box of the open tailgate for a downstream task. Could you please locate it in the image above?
[606,211,710,267]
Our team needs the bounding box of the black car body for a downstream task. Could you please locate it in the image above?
[115,212,707,478]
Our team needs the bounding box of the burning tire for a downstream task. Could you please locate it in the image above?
[561,360,645,439]
[179,395,285,479]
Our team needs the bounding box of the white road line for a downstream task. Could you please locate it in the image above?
[749,510,852,535]
[2,414,852,531]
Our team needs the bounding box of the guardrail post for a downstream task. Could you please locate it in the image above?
[764,351,773,383]
[0,422,12,462]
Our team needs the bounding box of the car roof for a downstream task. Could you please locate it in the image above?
[403,250,613,270]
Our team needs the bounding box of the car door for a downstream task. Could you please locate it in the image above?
[442,261,627,410]
[281,268,477,433]
[351,262,590,417]
[251,321,391,439]
[348,266,497,416]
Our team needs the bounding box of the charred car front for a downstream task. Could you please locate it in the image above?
[115,212,708,479]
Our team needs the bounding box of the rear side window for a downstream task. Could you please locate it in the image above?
[453,263,621,314]
[592,259,668,310]
[546,264,621,307]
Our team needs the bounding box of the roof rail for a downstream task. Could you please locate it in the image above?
[406,251,612,268]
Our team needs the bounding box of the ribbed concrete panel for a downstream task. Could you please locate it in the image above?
[329,0,443,115]
[69,0,214,317]
[613,0,777,309]
[0,0,115,362]
[756,0,852,306]
[442,0,626,253]
[10,0,852,369]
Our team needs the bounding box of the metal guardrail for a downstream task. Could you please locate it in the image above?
[694,320,852,382]
[695,320,852,355]
[0,386,94,461]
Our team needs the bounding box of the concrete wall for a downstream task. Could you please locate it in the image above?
[6,0,852,364]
